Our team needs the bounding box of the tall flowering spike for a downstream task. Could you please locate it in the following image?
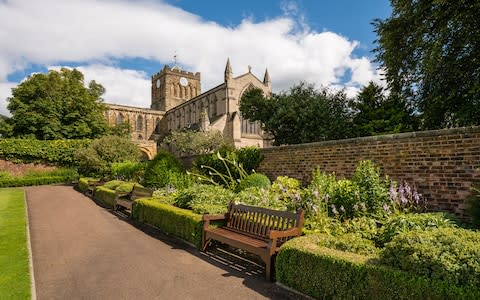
[389,185,398,201]
[383,203,390,212]
[339,205,345,213]
[330,204,338,215]
[404,181,412,197]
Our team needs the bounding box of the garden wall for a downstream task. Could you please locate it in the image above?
[258,127,480,218]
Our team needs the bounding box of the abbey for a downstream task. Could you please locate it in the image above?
[104,59,272,157]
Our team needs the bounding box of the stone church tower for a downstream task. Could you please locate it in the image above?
[104,59,273,158]
[150,66,201,111]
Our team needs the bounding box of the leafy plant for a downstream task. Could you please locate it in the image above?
[351,160,390,214]
[143,150,186,189]
[111,160,146,182]
[162,129,228,155]
[237,173,271,191]
[388,180,426,213]
[377,212,457,246]
[312,233,379,256]
[380,227,480,288]
[467,185,480,229]
[74,135,140,176]
[173,184,235,214]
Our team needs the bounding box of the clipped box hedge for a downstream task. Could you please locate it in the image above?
[276,235,480,300]
[132,199,203,248]
[0,138,91,166]
[0,175,78,188]
[77,177,95,193]
[94,186,117,208]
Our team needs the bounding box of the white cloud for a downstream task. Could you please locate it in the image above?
[0,0,383,110]
[0,81,15,116]
[50,65,151,107]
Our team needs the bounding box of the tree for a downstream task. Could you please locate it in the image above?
[1,68,109,139]
[240,82,352,145]
[350,81,417,136]
[162,129,228,155]
[373,0,480,129]
[74,135,141,176]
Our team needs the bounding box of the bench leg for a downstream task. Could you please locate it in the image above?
[202,239,210,252]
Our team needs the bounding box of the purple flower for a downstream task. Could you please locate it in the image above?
[400,194,408,206]
[360,202,367,211]
[413,190,421,204]
[389,185,398,201]
[330,204,338,215]
[404,182,412,198]
[339,205,345,213]
[383,203,390,212]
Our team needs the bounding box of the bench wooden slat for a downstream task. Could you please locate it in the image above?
[203,202,304,281]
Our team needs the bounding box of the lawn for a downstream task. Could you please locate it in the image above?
[0,188,31,299]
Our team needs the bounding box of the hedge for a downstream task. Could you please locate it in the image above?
[77,177,96,193]
[0,175,78,188]
[94,186,117,208]
[276,235,480,300]
[0,138,91,166]
[132,199,203,248]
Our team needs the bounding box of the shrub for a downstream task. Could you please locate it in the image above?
[111,161,146,182]
[0,168,79,188]
[377,212,457,246]
[192,146,263,187]
[0,138,91,166]
[270,176,304,211]
[78,177,96,193]
[74,135,140,176]
[173,184,235,214]
[114,182,143,193]
[328,179,362,219]
[341,216,379,240]
[351,160,390,214]
[132,199,203,248]
[237,173,271,191]
[467,185,480,228]
[276,235,480,299]
[102,180,125,190]
[143,150,185,189]
[162,130,228,155]
[234,186,285,210]
[311,233,379,256]
[380,227,480,288]
[93,186,117,208]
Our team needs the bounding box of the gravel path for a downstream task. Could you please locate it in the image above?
[25,185,304,300]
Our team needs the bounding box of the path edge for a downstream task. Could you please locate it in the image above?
[24,189,37,300]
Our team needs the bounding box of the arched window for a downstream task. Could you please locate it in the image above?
[136,115,143,131]
[116,113,124,124]
[155,117,161,133]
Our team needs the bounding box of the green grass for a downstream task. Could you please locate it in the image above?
[0,188,31,299]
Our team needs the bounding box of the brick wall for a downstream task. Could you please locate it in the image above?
[258,127,480,217]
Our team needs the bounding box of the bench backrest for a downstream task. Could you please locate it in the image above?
[130,186,154,201]
[225,202,303,243]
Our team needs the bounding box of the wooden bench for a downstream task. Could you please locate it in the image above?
[113,185,153,215]
[202,202,304,281]
[85,178,108,197]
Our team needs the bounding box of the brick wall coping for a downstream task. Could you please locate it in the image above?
[261,126,480,152]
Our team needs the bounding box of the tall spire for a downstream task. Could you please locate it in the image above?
[224,58,233,82]
[263,68,271,86]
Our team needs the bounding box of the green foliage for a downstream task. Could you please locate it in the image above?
[192,146,262,189]
[467,185,480,228]
[0,168,78,188]
[351,160,390,214]
[74,135,140,176]
[377,212,457,246]
[102,180,124,190]
[173,184,235,214]
[350,82,417,136]
[1,68,109,139]
[162,129,228,155]
[373,0,480,129]
[234,186,285,210]
[240,83,352,145]
[276,235,480,299]
[93,186,117,208]
[143,150,188,189]
[0,138,91,166]
[237,173,271,191]
[310,233,379,256]
[114,182,142,193]
[380,227,480,288]
[132,199,204,248]
[77,177,97,193]
[0,189,31,299]
[109,121,131,138]
[111,161,146,182]
[341,216,380,241]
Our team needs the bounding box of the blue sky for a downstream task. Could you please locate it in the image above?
[0,0,391,115]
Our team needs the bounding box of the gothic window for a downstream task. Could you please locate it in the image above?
[116,113,124,124]
[241,115,260,135]
[212,96,217,117]
[136,115,143,131]
[155,117,161,133]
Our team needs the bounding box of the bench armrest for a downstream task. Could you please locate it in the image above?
[269,228,301,239]
[202,214,226,221]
